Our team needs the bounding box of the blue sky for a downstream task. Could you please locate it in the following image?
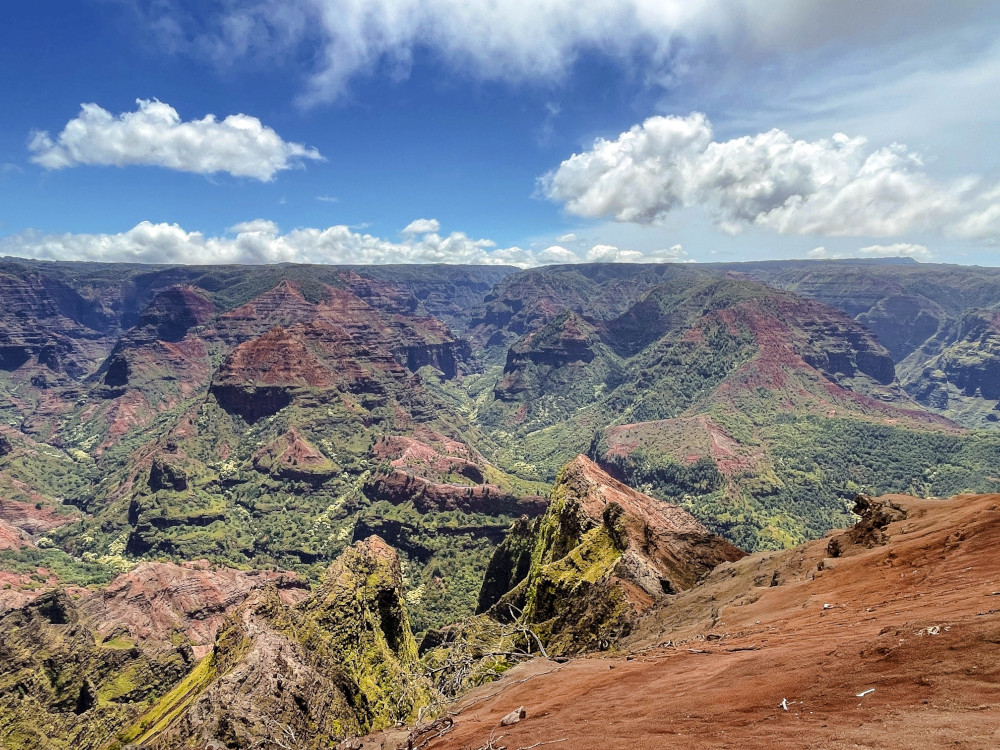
[2,1,1000,266]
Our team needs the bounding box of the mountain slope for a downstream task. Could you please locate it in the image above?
[393,491,1000,750]
[468,274,989,549]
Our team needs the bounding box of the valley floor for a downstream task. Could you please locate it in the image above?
[371,494,1000,749]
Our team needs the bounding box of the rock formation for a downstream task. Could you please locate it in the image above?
[120,536,428,750]
[482,456,744,653]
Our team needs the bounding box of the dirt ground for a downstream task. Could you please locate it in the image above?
[393,494,1000,750]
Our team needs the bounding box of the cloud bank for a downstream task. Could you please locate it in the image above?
[541,113,1000,241]
[29,99,323,180]
[0,220,682,267]
[139,0,991,105]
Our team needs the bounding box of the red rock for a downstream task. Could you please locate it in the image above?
[78,560,308,658]
[0,519,31,550]
[0,497,77,534]
[252,428,337,479]
[364,468,547,516]
[556,456,745,591]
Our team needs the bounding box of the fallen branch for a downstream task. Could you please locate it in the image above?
[402,716,455,750]
[517,739,568,749]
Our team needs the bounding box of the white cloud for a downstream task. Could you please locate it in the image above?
[28,99,323,181]
[316,194,339,203]
[587,244,642,263]
[0,220,695,267]
[228,219,280,235]
[584,243,687,263]
[555,232,577,243]
[950,186,1000,242]
[857,243,931,261]
[541,112,1000,241]
[808,247,828,259]
[537,245,578,264]
[156,1,990,105]
[401,218,441,235]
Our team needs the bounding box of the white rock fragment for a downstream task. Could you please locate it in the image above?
[500,706,527,726]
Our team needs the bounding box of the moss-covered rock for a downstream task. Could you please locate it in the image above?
[121,536,431,749]
[482,456,745,654]
[0,590,192,750]
[476,515,537,614]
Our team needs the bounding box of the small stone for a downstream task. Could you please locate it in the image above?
[500,706,527,726]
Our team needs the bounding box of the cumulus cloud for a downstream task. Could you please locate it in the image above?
[541,112,1000,241]
[401,218,441,235]
[586,243,687,263]
[28,99,322,180]
[0,220,691,268]
[145,1,989,104]
[536,245,578,264]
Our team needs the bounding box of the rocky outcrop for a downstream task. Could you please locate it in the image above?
[78,560,308,659]
[252,428,338,480]
[364,469,547,516]
[121,537,429,749]
[148,457,188,491]
[826,494,908,556]
[485,456,745,653]
[495,312,604,401]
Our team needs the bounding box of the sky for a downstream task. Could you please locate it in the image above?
[2,1,1000,267]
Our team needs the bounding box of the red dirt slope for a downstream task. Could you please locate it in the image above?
[406,493,1000,749]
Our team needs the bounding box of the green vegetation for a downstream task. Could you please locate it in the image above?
[114,654,217,747]
[601,418,1000,551]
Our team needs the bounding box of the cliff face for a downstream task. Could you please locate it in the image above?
[0,272,111,386]
[0,541,424,750]
[121,536,428,750]
[900,309,1000,426]
[0,561,305,750]
[78,561,308,659]
[495,311,608,402]
[208,281,472,422]
[856,294,946,362]
[99,286,215,396]
[483,456,745,654]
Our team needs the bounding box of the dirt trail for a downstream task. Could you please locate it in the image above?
[411,494,1000,749]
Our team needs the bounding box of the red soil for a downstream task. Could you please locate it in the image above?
[406,493,1000,750]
